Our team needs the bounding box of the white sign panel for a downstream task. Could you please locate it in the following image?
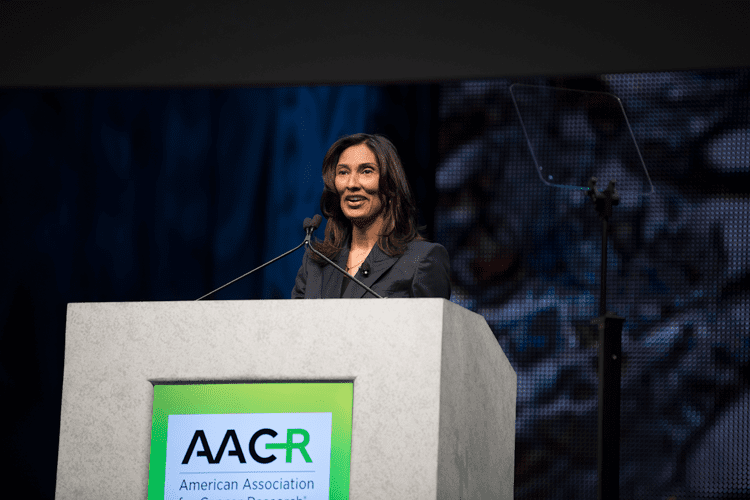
[165,412,333,500]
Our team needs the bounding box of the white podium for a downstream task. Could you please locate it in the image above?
[56,299,516,499]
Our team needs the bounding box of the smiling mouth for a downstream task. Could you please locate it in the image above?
[345,196,366,204]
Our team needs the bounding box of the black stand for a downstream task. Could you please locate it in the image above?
[305,241,384,299]
[588,177,625,500]
[195,215,383,300]
[196,241,305,300]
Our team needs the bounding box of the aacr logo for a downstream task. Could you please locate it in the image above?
[181,428,312,464]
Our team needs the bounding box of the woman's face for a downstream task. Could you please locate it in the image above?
[335,143,383,224]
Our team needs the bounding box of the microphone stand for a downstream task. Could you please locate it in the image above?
[304,241,384,299]
[196,240,306,301]
[196,215,384,300]
[588,177,625,500]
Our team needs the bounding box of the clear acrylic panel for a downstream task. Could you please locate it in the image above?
[510,83,653,194]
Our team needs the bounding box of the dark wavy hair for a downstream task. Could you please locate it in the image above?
[312,133,425,262]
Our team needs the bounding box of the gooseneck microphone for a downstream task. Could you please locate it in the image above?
[303,221,384,299]
[196,214,383,300]
[303,214,323,245]
[196,218,313,300]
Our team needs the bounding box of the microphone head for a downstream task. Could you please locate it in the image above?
[311,214,322,230]
[361,261,370,277]
[303,217,312,230]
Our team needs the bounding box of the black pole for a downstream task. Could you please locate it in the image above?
[588,177,625,500]
[600,216,608,317]
[195,240,306,300]
[596,312,623,500]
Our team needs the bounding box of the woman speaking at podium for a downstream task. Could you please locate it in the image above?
[292,133,451,299]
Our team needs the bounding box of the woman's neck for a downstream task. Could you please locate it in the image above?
[350,215,384,252]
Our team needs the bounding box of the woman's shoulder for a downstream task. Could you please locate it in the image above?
[405,239,447,253]
[401,239,451,299]
[401,239,449,262]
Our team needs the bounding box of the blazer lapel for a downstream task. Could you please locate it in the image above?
[321,243,349,298]
[345,244,399,298]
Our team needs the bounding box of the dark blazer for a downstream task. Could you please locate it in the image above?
[291,240,451,299]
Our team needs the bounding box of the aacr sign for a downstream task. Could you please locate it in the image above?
[163,413,332,500]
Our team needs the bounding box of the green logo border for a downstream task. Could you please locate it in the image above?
[147,382,353,500]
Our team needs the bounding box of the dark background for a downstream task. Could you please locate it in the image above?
[2,2,750,499]
[436,72,750,498]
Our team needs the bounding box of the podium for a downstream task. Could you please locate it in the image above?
[56,299,516,499]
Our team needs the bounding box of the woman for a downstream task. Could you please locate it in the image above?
[292,133,451,299]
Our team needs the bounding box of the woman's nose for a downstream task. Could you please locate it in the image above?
[346,172,360,188]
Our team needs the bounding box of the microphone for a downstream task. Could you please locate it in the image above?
[301,214,322,231]
[195,216,313,300]
[196,214,383,300]
[303,214,323,245]
[303,215,384,299]
[361,262,370,277]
